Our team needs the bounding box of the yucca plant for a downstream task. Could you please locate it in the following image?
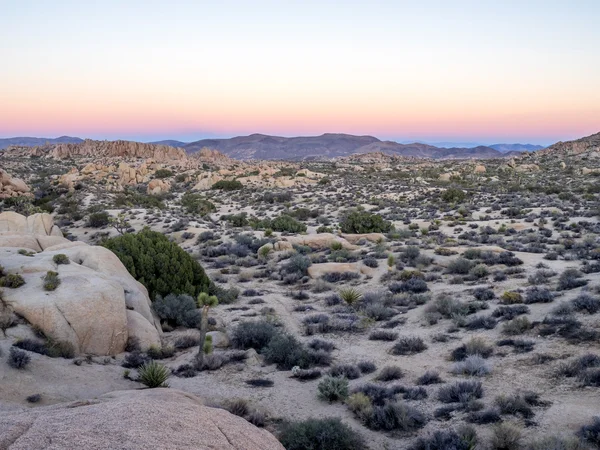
[339,288,362,305]
[138,360,170,388]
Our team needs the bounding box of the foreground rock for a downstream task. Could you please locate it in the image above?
[0,389,285,450]
[0,212,161,355]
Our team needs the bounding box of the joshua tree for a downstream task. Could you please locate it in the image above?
[195,292,219,370]
[109,213,131,235]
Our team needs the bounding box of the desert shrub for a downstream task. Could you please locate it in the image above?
[281,254,311,280]
[8,347,31,369]
[525,287,554,304]
[263,333,313,370]
[211,179,243,190]
[500,291,523,304]
[578,416,600,447]
[417,370,442,385]
[357,361,377,374]
[180,192,216,215]
[231,321,279,350]
[321,271,360,283]
[146,345,175,360]
[451,355,492,376]
[572,293,600,314]
[442,188,466,203]
[103,229,211,299]
[409,426,478,450]
[395,278,429,293]
[330,364,361,380]
[371,367,403,382]
[446,258,474,275]
[556,354,600,380]
[271,214,307,233]
[174,334,201,349]
[467,408,502,425]
[339,210,393,234]
[153,169,173,178]
[502,316,532,335]
[122,351,150,369]
[362,257,379,268]
[365,401,427,431]
[318,376,349,402]
[87,211,110,227]
[13,339,47,355]
[278,417,367,450]
[403,386,428,400]
[525,436,591,450]
[308,339,335,352]
[352,383,401,406]
[464,315,497,330]
[494,392,544,419]
[492,305,529,320]
[346,392,373,421]
[451,337,493,361]
[369,330,398,341]
[0,274,25,288]
[489,422,522,450]
[43,271,60,291]
[153,294,200,328]
[391,336,427,355]
[438,381,483,403]
[496,338,535,353]
[473,287,495,301]
[557,268,588,291]
[52,254,70,265]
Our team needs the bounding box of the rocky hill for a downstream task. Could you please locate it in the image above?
[538,131,600,157]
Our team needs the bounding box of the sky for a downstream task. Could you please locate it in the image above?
[1,0,599,145]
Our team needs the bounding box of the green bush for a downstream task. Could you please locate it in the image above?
[52,254,70,265]
[211,179,243,191]
[180,193,216,216]
[87,211,110,228]
[317,376,349,402]
[441,188,466,203]
[339,211,393,234]
[102,228,211,299]
[0,274,25,288]
[153,294,201,328]
[278,418,366,450]
[271,215,306,233]
[43,271,61,291]
[154,169,173,179]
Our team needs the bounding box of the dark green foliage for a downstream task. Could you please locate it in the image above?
[153,294,201,328]
[87,211,110,228]
[103,228,211,299]
[180,192,216,215]
[317,376,349,402]
[9,347,30,369]
[339,210,393,234]
[43,271,60,291]
[0,273,25,288]
[52,254,70,265]
[14,338,75,359]
[278,417,367,450]
[153,169,173,178]
[113,191,166,209]
[441,187,466,203]
[271,214,306,233]
[211,179,243,190]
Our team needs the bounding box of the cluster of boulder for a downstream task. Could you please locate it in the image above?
[0,169,31,199]
[0,212,161,355]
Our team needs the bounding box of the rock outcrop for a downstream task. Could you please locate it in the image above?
[0,212,161,355]
[0,169,31,199]
[51,139,188,163]
[0,389,285,450]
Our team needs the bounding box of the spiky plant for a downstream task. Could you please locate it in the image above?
[138,360,170,388]
[339,288,362,305]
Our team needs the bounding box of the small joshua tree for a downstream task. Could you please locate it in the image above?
[109,213,131,235]
[195,292,219,370]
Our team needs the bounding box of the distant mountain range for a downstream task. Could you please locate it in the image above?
[0,136,83,150]
[173,133,540,160]
[0,133,545,160]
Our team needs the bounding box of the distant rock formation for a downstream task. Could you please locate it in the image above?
[0,389,285,450]
[0,212,162,355]
[51,139,188,162]
[538,132,600,158]
[0,169,31,199]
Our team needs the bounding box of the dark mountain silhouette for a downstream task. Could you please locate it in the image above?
[489,143,545,152]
